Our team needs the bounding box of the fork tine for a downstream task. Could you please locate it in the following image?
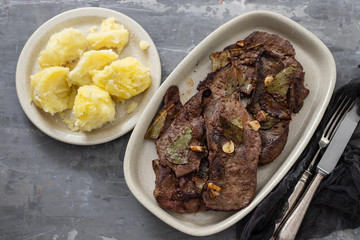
[325,95,355,140]
[323,93,347,136]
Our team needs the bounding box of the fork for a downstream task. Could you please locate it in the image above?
[270,93,355,239]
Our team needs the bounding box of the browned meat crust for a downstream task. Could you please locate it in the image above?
[243,32,308,164]
[258,120,290,164]
[156,89,210,177]
[152,160,202,213]
[197,63,234,104]
[162,85,182,133]
[202,98,261,211]
[289,63,309,113]
[243,32,309,114]
[197,51,261,102]
[144,86,182,140]
[151,31,309,213]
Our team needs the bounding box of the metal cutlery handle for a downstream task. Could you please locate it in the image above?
[271,148,321,239]
[275,171,325,240]
[274,169,311,226]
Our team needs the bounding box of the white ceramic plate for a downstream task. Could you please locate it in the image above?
[16,7,161,145]
[124,11,336,236]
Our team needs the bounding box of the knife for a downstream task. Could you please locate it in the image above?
[275,99,360,240]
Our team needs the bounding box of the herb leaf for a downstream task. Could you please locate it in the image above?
[145,104,174,140]
[165,127,192,165]
[220,116,243,143]
[210,50,231,71]
[266,66,295,101]
[225,67,239,97]
[260,115,280,130]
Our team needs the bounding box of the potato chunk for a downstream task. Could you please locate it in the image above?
[30,67,71,115]
[139,40,150,50]
[87,17,129,53]
[92,57,151,100]
[38,28,87,67]
[73,85,115,131]
[68,50,118,86]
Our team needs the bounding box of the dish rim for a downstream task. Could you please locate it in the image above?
[15,7,161,145]
[124,10,336,236]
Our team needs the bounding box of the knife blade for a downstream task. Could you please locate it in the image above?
[276,99,360,240]
[317,100,360,174]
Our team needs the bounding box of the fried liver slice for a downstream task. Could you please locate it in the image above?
[156,89,210,177]
[161,85,182,133]
[202,97,261,211]
[243,32,308,164]
[145,86,182,140]
[152,160,202,213]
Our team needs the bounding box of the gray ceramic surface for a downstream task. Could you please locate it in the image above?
[1,1,360,240]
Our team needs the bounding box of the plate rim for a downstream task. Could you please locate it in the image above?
[124,10,336,236]
[15,7,161,145]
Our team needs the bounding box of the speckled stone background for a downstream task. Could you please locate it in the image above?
[1,1,360,240]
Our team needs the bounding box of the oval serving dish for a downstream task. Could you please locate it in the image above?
[124,10,336,236]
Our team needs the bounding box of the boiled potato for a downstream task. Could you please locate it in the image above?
[87,17,129,53]
[30,67,71,115]
[92,57,151,100]
[38,28,87,67]
[73,85,115,131]
[68,50,118,86]
[139,40,150,50]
